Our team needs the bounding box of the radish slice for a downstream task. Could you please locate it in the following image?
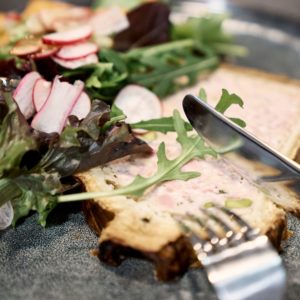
[90,7,129,36]
[10,39,41,57]
[42,25,93,46]
[33,79,52,111]
[13,71,41,119]
[70,92,91,120]
[39,7,91,31]
[52,53,98,69]
[114,85,162,125]
[31,78,84,133]
[31,45,59,60]
[0,201,14,230]
[55,42,98,61]
[26,14,46,34]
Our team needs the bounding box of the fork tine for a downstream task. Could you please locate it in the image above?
[186,213,221,246]
[218,207,260,240]
[199,208,234,240]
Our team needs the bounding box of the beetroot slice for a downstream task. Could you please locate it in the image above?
[13,71,41,119]
[70,91,91,119]
[42,25,93,46]
[55,42,98,61]
[33,78,52,111]
[31,77,84,133]
[52,53,98,69]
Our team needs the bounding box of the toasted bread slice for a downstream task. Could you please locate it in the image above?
[78,65,300,280]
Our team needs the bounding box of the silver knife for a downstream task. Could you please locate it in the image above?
[182,94,300,189]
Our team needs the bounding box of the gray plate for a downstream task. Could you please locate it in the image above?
[1,3,300,300]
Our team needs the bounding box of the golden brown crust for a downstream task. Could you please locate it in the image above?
[80,64,299,281]
[221,63,300,89]
[82,199,287,281]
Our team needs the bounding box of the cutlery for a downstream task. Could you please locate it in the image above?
[174,207,286,300]
[182,94,300,187]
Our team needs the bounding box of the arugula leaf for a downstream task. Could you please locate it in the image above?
[199,88,207,102]
[0,92,37,177]
[63,49,128,101]
[171,15,247,57]
[58,110,216,202]
[215,88,244,113]
[131,116,193,133]
[126,46,219,97]
[214,88,246,128]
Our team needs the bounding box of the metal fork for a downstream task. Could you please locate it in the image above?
[174,207,286,300]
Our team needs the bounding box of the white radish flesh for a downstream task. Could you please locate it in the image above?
[55,42,98,61]
[31,78,84,133]
[33,79,52,111]
[70,92,91,119]
[114,85,162,125]
[39,7,91,31]
[52,53,98,69]
[13,71,41,119]
[0,201,14,230]
[90,7,129,36]
[42,25,92,46]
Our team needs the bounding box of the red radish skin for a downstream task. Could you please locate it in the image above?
[31,78,84,133]
[114,85,162,126]
[31,46,59,60]
[42,25,93,46]
[33,79,52,111]
[52,53,98,69]
[55,42,98,61]
[13,71,41,119]
[70,92,91,119]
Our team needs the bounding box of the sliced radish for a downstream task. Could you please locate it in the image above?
[13,71,41,119]
[0,201,14,230]
[42,25,92,46]
[10,39,41,57]
[33,78,52,111]
[90,7,129,36]
[31,45,59,60]
[26,14,46,35]
[114,85,162,126]
[31,78,84,133]
[70,92,91,119]
[39,7,91,31]
[55,42,98,61]
[52,53,98,69]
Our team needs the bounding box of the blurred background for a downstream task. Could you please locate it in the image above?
[0,0,300,77]
[2,0,300,22]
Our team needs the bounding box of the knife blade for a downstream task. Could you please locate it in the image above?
[182,94,300,187]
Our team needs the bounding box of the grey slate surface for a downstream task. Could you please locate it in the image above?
[1,2,300,300]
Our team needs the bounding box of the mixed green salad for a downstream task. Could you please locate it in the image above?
[0,0,246,229]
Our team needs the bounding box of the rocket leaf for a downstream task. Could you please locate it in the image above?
[58,110,216,202]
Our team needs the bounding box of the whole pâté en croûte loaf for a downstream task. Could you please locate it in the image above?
[78,65,300,281]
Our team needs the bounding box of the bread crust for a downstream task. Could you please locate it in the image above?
[79,64,299,281]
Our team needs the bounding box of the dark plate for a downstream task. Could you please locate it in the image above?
[1,2,300,300]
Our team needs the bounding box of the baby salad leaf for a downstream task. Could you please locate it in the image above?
[58,110,217,202]
[0,92,37,177]
[0,172,62,226]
